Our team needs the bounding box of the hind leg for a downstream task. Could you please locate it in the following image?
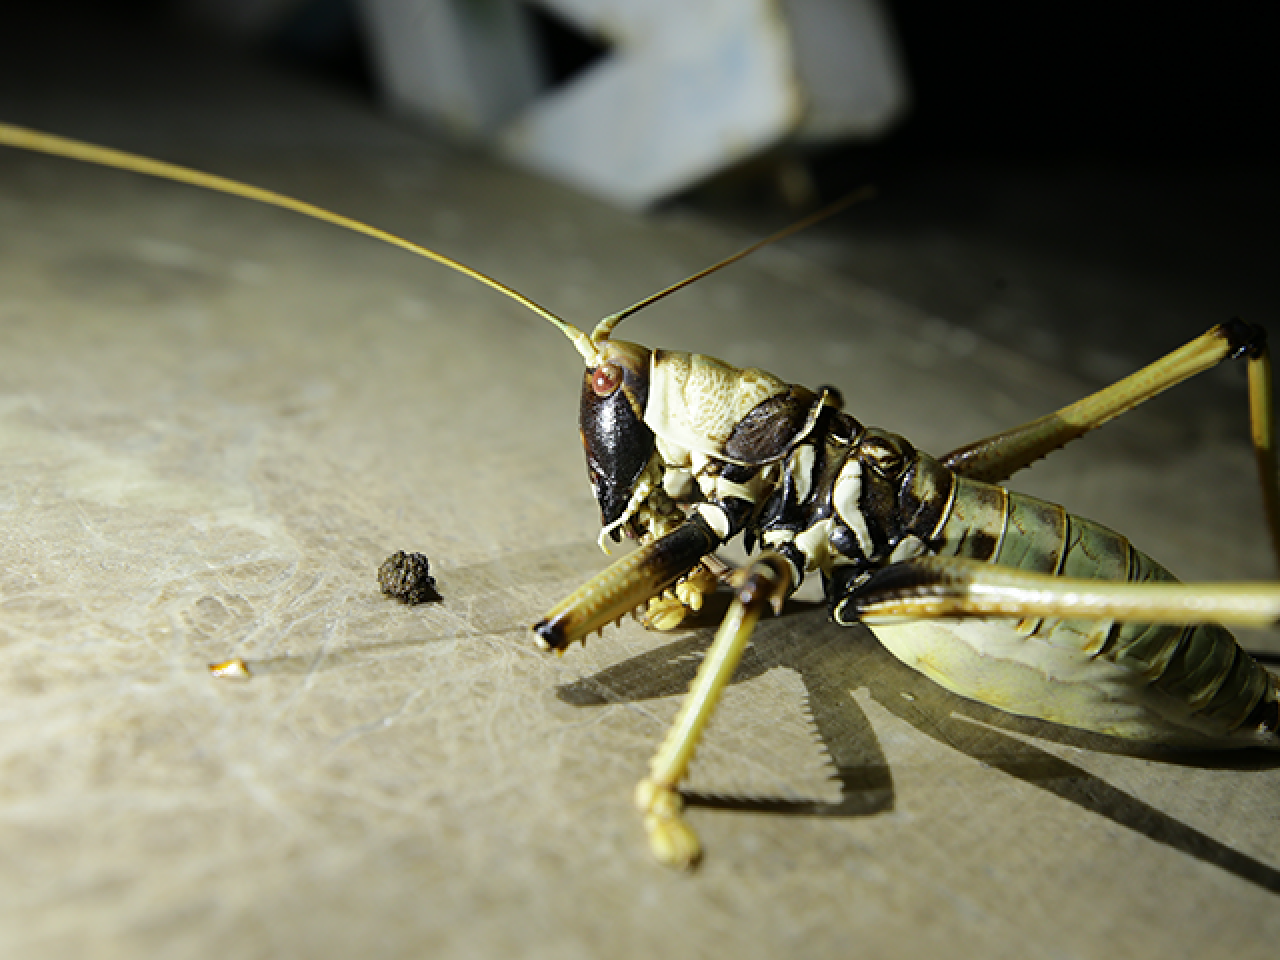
[941,321,1280,566]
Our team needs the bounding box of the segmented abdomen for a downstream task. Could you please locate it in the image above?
[903,474,1278,745]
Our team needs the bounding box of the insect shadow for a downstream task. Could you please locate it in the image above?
[557,605,1280,893]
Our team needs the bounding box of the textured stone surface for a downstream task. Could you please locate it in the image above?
[1,49,1278,960]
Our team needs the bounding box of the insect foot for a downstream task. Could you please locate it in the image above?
[676,564,719,613]
[641,564,721,631]
[642,593,691,632]
[635,778,701,869]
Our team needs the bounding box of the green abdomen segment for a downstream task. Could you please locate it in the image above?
[889,475,1276,744]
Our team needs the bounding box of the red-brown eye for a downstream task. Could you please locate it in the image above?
[591,363,622,397]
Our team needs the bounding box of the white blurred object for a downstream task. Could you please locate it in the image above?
[358,0,909,208]
[358,0,544,140]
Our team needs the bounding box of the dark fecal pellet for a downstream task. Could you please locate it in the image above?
[378,551,439,604]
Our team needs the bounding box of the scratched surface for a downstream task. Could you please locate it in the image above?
[1,67,1279,960]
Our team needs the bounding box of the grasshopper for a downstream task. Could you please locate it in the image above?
[4,122,1280,870]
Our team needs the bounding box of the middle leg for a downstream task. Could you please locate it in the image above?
[635,552,792,868]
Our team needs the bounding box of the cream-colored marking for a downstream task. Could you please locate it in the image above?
[709,476,759,504]
[655,434,692,469]
[990,484,1011,560]
[888,534,926,564]
[795,517,835,573]
[789,443,816,503]
[596,458,662,552]
[929,473,960,541]
[832,460,874,556]
[644,350,787,458]
[759,461,782,487]
[662,467,693,499]
[695,503,731,540]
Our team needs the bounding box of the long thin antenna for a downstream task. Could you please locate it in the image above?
[0,122,601,365]
[590,184,876,343]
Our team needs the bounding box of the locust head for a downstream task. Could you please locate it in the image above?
[532,302,664,550]
[533,189,873,550]
[579,340,657,545]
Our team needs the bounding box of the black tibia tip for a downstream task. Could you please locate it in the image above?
[533,610,574,653]
[378,551,440,604]
[532,515,721,652]
[1222,317,1268,360]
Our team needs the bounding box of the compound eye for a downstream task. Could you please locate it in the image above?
[591,363,622,397]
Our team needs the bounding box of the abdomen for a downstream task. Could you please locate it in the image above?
[871,473,1278,747]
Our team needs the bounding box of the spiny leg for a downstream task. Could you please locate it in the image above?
[635,553,792,868]
[941,321,1260,481]
[842,556,1280,629]
[533,516,721,652]
[840,555,1280,739]
[941,323,1279,560]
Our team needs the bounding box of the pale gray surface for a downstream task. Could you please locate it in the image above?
[2,62,1279,960]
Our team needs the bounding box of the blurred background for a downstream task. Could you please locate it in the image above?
[1,0,1276,400]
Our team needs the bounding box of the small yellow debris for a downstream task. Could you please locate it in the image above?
[209,657,251,679]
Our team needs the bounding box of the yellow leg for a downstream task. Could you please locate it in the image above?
[845,556,1280,628]
[533,517,720,652]
[634,553,791,868]
[942,321,1267,483]
[942,320,1280,573]
[1247,347,1280,568]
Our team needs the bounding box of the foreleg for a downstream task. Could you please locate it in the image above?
[533,515,721,652]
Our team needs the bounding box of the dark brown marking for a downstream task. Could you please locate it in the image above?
[723,388,821,464]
